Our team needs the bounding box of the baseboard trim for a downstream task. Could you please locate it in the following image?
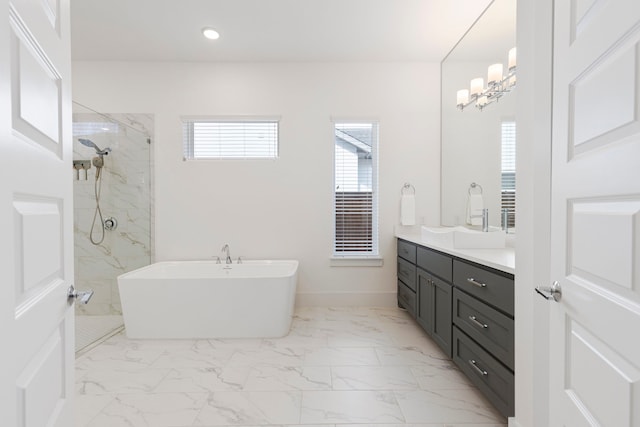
[508,417,523,427]
[295,292,397,307]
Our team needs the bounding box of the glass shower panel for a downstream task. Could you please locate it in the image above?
[72,102,153,351]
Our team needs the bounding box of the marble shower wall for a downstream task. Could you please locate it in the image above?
[73,112,154,315]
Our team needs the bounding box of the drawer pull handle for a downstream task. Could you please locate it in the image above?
[469,359,488,376]
[467,277,487,288]
[469,315,488,329]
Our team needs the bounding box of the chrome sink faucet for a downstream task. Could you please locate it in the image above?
[502,208,510,234]
[482,209,489,232]
[221,244,232,264]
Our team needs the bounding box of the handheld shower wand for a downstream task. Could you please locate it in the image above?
[92,156,104,179]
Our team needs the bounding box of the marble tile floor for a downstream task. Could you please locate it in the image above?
[75,314,124,353]
[75,306,507,427]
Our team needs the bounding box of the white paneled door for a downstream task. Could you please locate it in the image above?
[548,0,640,425]
[0,0,75,426]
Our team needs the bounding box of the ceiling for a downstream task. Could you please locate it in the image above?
[70,0,492,62]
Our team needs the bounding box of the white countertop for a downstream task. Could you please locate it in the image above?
[395,227,515,275]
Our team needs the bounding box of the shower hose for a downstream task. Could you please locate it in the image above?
[88,167,105,245]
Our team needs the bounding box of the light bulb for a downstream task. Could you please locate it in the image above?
[202,27,220,40]
[457,89,469,106]
[508,47,517,70]
[488,63,503,85]
[470,78,484,96]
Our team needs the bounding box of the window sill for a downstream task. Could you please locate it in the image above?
[329,257,384,267]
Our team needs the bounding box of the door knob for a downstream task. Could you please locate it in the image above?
[535,281,562,302]
[67,285,94,305]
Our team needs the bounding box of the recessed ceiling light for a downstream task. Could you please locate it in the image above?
[202,27,220,40]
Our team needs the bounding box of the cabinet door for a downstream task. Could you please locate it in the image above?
[416,269,433,332]
[431,275,453,357]
[416,269,452,357]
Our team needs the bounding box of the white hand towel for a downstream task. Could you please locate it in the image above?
[466,194,484,226]
[400,194,416,226]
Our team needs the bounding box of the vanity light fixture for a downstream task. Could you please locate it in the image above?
[456,47,516,111]
[202,27,220,40]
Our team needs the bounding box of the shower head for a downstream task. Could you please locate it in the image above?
[78,138,111,156]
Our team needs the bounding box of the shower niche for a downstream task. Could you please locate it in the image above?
[72,102,153,348]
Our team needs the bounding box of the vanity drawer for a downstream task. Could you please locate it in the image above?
[397,257,416,291]
[453,288,514,370]
[453,326,514,417]
[453,260,514,316]
[398,280,416,316]
[397,239,417,263]
[417,246,452,282]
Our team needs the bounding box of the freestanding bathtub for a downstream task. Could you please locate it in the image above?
[117,260,298,339]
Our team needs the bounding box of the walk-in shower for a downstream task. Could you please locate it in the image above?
[72,102,153,353]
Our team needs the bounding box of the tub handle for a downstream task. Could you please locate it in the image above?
[213,256,221,264]
[237,256,243,264]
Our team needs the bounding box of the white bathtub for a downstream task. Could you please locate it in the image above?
[117,260,298,339]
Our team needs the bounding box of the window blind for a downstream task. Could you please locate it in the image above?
[183,119,279,159]
[501,121,516,228]
[333,122,379,257]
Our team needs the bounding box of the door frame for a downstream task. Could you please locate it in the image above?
[513,0,554,426]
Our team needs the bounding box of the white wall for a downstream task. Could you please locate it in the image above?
[72,61,441,306]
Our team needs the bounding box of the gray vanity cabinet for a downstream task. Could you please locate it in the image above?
[396,238,515,418]
[451,259,515,417]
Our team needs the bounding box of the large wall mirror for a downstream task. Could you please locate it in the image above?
[440,0,516,229]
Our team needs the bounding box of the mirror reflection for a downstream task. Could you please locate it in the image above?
[440,0,516,230]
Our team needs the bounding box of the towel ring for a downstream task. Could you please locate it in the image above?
[401,183,415,195]
[468,182,483,196]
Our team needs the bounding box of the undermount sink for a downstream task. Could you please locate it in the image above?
[421,225,506,249]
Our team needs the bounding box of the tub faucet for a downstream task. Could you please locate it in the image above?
[221,244,232,264]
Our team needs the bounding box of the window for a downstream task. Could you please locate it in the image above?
[182,118,279,159]
[501,120,516,228]
[333,121,379,257]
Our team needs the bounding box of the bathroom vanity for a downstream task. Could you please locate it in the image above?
[396,231,515,417]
